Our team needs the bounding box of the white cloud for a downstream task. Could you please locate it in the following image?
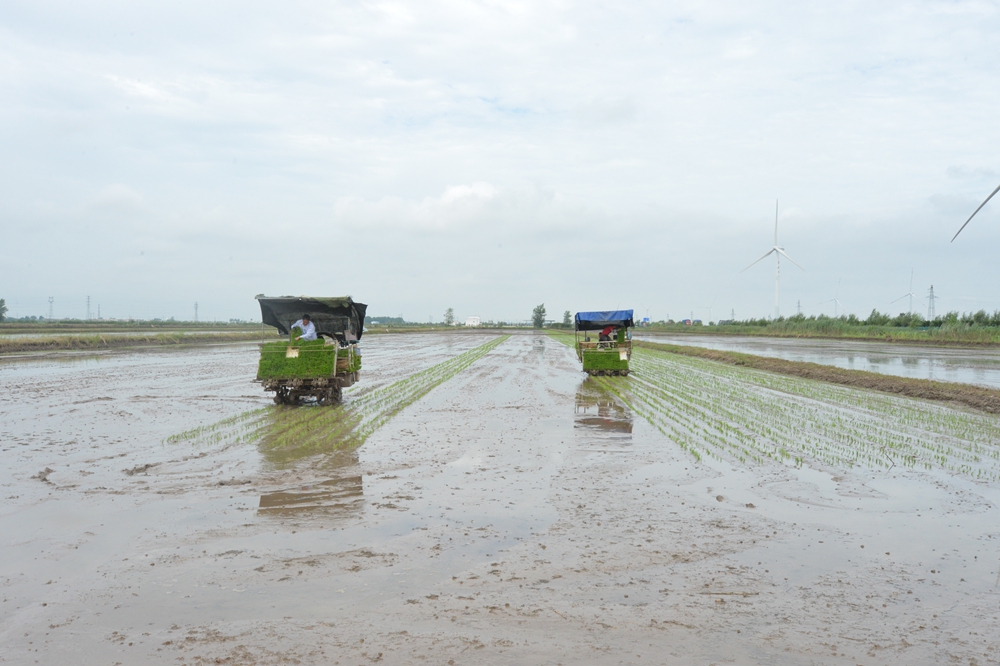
[2,0,1000,321]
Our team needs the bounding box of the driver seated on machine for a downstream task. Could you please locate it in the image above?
[290,314,318,341]
[598,325,616,342]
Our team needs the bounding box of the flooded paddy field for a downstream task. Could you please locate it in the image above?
[636,333,1000,389]
[2,331,1000,664]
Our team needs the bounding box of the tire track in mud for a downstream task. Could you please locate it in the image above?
[166,335,510,461]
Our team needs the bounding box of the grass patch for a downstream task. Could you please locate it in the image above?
[0,331,266,355]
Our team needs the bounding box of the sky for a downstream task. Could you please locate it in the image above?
[2,0,1000,323]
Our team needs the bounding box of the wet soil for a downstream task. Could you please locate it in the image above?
[0,331,265,355]
[636,332,1000,388]
[636,339,1000,414]
[2,333,1000,664]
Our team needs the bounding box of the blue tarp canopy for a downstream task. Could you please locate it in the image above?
[575,310,634,331]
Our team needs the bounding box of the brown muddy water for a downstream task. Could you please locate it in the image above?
[2,332,999,665]
[636,333,1000,389]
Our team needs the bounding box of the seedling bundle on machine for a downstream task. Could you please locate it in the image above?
[255,295,367,405]
[574,309,634,376]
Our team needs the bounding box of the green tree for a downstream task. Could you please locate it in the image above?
[0,298,6,322]
[443,307,454,326]
[562,310,571,326]
[532,303,546,329]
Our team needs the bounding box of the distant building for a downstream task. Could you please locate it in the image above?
[465,316,481,327]
[682,319,692,326]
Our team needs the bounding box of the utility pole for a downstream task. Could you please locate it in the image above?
[927,285,936,320]
[731,308,735,320]
[194,302,199,322]
[98,304,101,320]
[86,296,91,320]
[48,297,54,321]
[796,300,801,316]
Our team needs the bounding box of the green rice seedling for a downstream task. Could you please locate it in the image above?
[623,346,1000,481]
[167,335,510,464]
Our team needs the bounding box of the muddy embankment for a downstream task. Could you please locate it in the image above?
[635,339,1000,414]
[641,325,1000,347]
[0,331,267,354]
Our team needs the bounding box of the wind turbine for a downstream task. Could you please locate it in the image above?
[952,182,1000,242]
[820,279,844,317]
[741,199,804,318]
[890,269,921,314]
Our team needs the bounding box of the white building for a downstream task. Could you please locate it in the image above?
[464,316,481,327]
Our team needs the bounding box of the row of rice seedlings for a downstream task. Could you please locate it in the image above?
[164,335,510,461]
[657,351,999,469]
[633,351,956,472]
[622,348,1000,481]
[634,353,911,469]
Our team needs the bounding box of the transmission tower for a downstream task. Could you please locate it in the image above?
[86,296,91,320]
[194,302,199,322]
[48,297,54,320]
[796,300,801,315]
[927,285,936,320]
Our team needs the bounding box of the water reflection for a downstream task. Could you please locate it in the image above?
[258,475,364,517]
[254,403,364,467]
[574,378,633,441]
[258,449,364,518]
[637,333,1000,389]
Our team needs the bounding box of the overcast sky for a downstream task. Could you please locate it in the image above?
[2,0,999,323]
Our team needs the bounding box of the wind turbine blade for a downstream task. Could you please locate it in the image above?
[952,182,1000,242]
[740,248,776,273]
[889,294,908,304]
[775,248,805,271]
[774,199,779,246]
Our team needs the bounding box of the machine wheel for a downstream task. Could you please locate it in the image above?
[317,386,342,406]
[273,387,296,405]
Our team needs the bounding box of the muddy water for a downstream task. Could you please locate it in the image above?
[2,332,999,664]
[636,332,1000,388]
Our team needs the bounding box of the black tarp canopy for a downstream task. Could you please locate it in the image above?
[256,295,368,340]
[574,309,634,331]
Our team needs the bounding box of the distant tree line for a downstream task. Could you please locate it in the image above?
[725,309,1000,329]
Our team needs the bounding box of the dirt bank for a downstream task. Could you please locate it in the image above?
[0,331,267,355]
[636,339,1000,414]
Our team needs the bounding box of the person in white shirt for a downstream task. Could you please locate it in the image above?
[290,314,317,341]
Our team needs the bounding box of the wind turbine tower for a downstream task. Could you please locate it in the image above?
[741,200,804,318]
[821,280,844,317]
[48,297,54,321]
[891,270,920,314]
[927,285,937,320]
